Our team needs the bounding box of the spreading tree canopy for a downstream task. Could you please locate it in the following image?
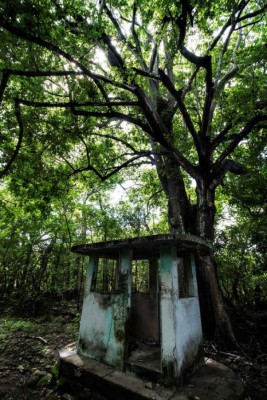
[0,0,266,341]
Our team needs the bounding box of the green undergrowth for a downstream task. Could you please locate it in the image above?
[0,316,36,343]
[1,317,36,332]
[0,299,81,353]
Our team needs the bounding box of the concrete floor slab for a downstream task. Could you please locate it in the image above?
[59,346,245,400]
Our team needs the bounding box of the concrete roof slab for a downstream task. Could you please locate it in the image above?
[71,234,212,259]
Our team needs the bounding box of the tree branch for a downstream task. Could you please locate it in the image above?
[16,96,150,137]
[236,4,267,23]
[149,43,158,73]
[78,134,91,167]
[18,99,140,108]
[102,0,147,70]
[216,65,239,95]
[0,70,9,105]
[0,100,24,179]
[210,159,248,190]
[71,107,151,134]
[91,131,145,155]
[131,86,198,178]
[235,16,265,30]
[201,55,213,137]
[0,16,135,94]
[101,32,125,69]
[210,123,233,151]
[70,152,152,181]
[166,1,214,139]
[2,69,86,78]
[131,2,148,70]
[132,68,160,80]
[102,0,128,43]
[158,69,201,150]
[213,115,267,171]
[182,66,200,98]
[64,157,103,180]
[181,47,211,68]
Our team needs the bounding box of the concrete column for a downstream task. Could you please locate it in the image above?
[160,245,178,380]
[83,255,98,297]
[190,253,200,298]
[119,248,132,307]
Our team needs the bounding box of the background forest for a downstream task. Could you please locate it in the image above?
[0,153,266,311]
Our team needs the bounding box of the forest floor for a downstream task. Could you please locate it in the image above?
[0,299,266,400]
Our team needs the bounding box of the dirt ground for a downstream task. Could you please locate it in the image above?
[0,300,266,400]
[204,307,267,400]
[0,300,79,400]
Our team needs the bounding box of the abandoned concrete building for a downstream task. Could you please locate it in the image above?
[63,236,207,369]
[59,234,245,399]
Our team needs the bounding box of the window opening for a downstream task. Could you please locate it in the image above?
[178,256,194,298]
[92,258,119,293]
[131,260,149,293]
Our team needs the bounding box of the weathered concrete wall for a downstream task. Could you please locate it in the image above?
[174,254,203,376]
[159,248,203,383]
[78,249,132,369]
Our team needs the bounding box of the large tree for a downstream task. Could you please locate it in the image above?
[0,0,266,342]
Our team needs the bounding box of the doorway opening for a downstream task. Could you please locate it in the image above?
[127,258,161,373]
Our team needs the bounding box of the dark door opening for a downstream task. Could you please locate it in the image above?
[127,258,161,372]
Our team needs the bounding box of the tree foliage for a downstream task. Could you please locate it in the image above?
[216,134,267,305]
[0,0,265,218]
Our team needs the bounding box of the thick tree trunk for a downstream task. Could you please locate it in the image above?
[155,155,194,234]
[195,182,237,346]
[196,254,237,346]
[196,180,216,240]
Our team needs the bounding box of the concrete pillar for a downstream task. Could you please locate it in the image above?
[160,245,178,381]
[83,255,98,299]
[119,248,132,307]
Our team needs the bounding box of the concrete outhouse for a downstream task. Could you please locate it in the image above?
[67,234,211,386]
